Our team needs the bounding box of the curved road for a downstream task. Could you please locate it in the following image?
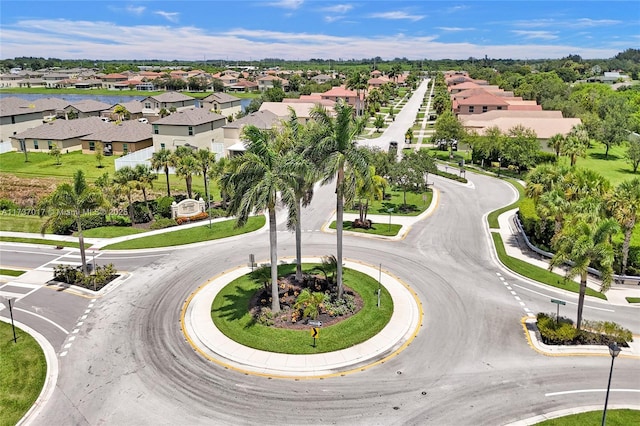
[22,166,639,425]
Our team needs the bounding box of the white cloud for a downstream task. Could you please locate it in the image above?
[368,11,424,22]
[570,18,621,28]
[511,30,558,40]
[321,4,353,14]
[126,5,145,15]
[436,27,471,32]
[154,11,179,23]
[267,0,304,9]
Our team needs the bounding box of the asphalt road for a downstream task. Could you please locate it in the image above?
[9,167,636,426]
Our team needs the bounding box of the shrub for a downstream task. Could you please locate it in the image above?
[537,312,633,345]
[106,215,131,227]
[433,169,468,183]
[536,313,578,344]
[582,320,633,343]
[0,199,18,211]
[154,196,175,218]
[50,214,106,235]
[150,218,178,230]
[176,212,208,225]
[207,208,227,218]
[535,151,558,165]
[132,201,151,224]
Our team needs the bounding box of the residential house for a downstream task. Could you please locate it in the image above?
[257,75,289,91]
[226,79,259,92]
[222,110,280,157]
[259,102,333,124]
[320,86,363,109]
[73,79,104,90]
[10,117,111,152]
[311,74,333,84]
[141,92,197,116]
[63,100,112,119]
[0,97,68,143]
[200,93,242,118]
[151,108,226,152]
[42,72,71,88]
[100,73,129,89]
[81,120,153,156]
[104,100,144,121]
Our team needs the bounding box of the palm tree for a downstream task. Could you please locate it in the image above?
[308,100,370,298]
[175,150,199,199]
[607,178,640,275]
[113,166,137,224]
[346,71,368,117]
[133,164,157,221]
[113,105,130,122]
[549,217,619,330]
[547,133,565,158]
[195,149,217,209]
[356,165,387,225]
[39,170,104,275]
[561,124,589,167]
[220,125,298,313]
[151,148,175,197]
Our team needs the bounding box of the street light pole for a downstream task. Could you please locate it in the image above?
[2,297,17,343]
[602,342,621,426]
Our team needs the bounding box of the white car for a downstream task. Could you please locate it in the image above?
[138,118,149,124]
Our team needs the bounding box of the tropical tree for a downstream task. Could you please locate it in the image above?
[562,124,590,167]
[607,178,640,275]
[346,70,368,116]
[373,115,385,132]
[195,149,217,209]
[39,170,104,275]
[293,289,325,320]
[549,217,619,330]
[308,100,370,298]
[113,166,137,224]
[174,148,199,199]
[355,165,387,224]
[151,148,176,197]
[547,133,565,158]
[626,132,640,173]
[95,142,104,168]
[49,143,62,165]
[220,125,299,313]
[113,105,130,122]
[133,164,157,221]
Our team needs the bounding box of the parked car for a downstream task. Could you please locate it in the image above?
[138,118,149,124]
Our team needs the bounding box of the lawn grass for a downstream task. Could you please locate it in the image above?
[329,221,402,237]
[0,151,116,181]
[559,144,639,186]
[0,269,25,276]
[0,322,47,426]
[80,226,146,238]
[211,264,393,354]
[487,178,526,229]
[626,297,640,304]
[535,409,639,425]
[0,236,81,248]
[346,190,433,217]
[491,232,606,300]
[0,214,47,233]
[102,216,265,249]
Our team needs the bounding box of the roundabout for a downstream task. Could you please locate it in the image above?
[182,258,423,378]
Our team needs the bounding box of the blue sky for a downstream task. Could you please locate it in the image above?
[1,1,638,61]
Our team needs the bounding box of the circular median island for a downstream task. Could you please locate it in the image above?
[182,258,422,377]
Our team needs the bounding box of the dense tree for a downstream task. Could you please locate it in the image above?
[113,166,137,224]
[133,164,157,221]
[39,171,104,275]
[595,95,631,159]
[607,178,640,275]
[627,133,640,173]
[501,125,540,172]
[561,124,590,167]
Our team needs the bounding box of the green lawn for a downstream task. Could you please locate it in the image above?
[0,151,116,181]
[0,269,25,276]
[0,236,81,248]
[491,232,606,300]
[0,323,47,426]
[211,264,393,354]
[535,409,639,425]
[487,178,526,229]
[559,144,639,185]
[102,216,265,249]
[0,214,46,233]
[329,221,402,237]
[626,297,640,304]
[0,87,165,97]
[80,226,146,238]
[346,190,433,217]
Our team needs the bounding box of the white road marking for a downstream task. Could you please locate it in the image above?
[511,283,615,312]
[84,309,91,314]
[60,351,68,357]
[515,296,521,301]
[14,308,69,334]
[546,389,640,397]
[64,343,71,349]
[72,328,79,334]
[68,336,75,341]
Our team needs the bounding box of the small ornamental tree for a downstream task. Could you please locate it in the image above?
[49,143,62,165]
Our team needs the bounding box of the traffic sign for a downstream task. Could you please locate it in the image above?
[550,299,566,305]
[311,327,319,338]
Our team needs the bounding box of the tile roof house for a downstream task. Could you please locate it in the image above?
[151,108,226,152]
[141,92,197,116]
[257,75,289,91]
[101,73,129,89]
[222,110,280,157]
[459,110,581,142]
[320,86,363,109]
[10,116,111,152]
[226,79,259,92]
[81,120,153,156]
[200,92,242,118]
[311,74,334,84]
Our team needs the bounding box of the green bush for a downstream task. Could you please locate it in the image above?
[106,215,131,227]
[537,312,633,345]
[535,151,558,165]
[132,201,152,224]
[149,218,177,230]
[154,196,174,218]
[0,199,18,211]
[536,313,578,344]
[207,207,227,218]
[433,169,468,183]
[582,320,633,343]
[50,214,106,235]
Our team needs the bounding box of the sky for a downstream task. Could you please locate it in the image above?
[0,1,638,61]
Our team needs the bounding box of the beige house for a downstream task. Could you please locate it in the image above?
[81,120,153,156]
[200,93,242,118]
[259,102,333,124]
[152,108,226,152]
[141,92,197,116]
[222,110,280,157]
[257,75,289,91]
[10,116,111,152]
[64,100,112,119]
[0,97,69,143]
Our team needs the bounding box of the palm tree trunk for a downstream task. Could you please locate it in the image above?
[186,177,193,199]
[142,188,152,221]
[165,167,171,197]
[576,272,587,330]
[127,193,135,224]
[622,226,633,275]
[336,168,344,299]
[76,216,88,275]
[295,200,303,282]
[203,173,210,210]
[268,206,280,313]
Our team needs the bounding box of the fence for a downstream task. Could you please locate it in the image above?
[114,146,155,171]
[0,141,14,154]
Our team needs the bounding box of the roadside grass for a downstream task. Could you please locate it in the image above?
[80,226,146,238]
[0,151,116,180]
[329,221,402,237]
[211,264,393,354]
[535,409,639,425]
[491,232,606,300]
[102,215,265,249]
[0,269,25,276]
[626,297,640,304]
[0,236,81,248]
[0,215,46,233]
[487,178,526,229]
[0,323,47,426]
[346,190,433,217]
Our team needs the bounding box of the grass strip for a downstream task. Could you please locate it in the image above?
[0,269,25,277]
[0,323,47,426]
[626,297,640,304]
[535,409,639,425]
[212,264,393,354]
[487,178,526,228]
[102,216,265,250]
[80,226,146,238]
[0,236,81,248]
[329,221,402,237]
[491,232,606,300]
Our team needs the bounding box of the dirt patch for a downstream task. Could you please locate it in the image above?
[0,174,59,207]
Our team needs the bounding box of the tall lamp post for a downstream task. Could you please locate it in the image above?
[602,342,621,426]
